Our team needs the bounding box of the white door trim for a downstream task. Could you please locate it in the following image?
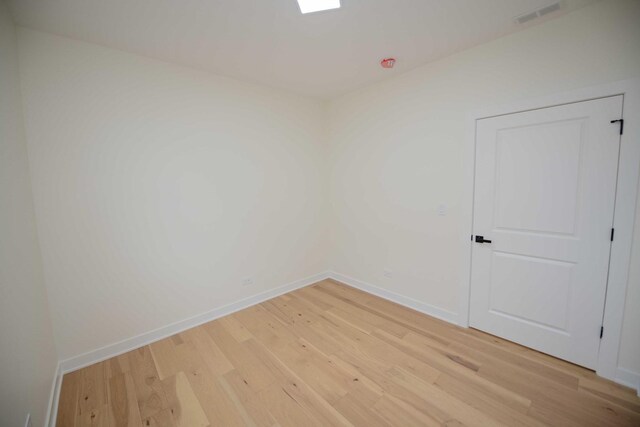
[459,78,640,383]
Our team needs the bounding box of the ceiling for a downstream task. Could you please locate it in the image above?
[8,0,598,99]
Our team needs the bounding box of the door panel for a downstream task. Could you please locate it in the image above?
[494,120,583,234]
[470,95,623,369]
[490,252,573,331]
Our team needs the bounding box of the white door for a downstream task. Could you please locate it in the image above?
[469,95,623,369]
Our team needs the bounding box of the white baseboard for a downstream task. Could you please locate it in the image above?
[615,367,640,396]
[58,271,330,374]
[45,362,62,427]
[328,271,459,325]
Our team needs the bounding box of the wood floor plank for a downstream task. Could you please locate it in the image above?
[185,366,248,427]
[77,362,109,426]
[261,300,342,356]
[55,279,640,426]
[126,347,170,421]
[219,369,278,427]
[332,392,391,427]
[231,304,297,351]
[242,338,355,426]
[148,338,183,381]
[447,336,581,391]
[140,409,176,427]
[161,372,209,427]
[371,394,442,427]
[480,362,640,426]
[300,287,407,338]
[264,295,325,326]
[373,329,533,413]
[106,354,131,380]
[255,383,324,427]
[267,339,351,404]
[388,366,507,426]
[204,319,278,394]
[334,349,456,422]
[578,376,640,412]
[108,373,143,427]
[179,326,234,376]
[434,373,545,427]
[219,316,254,343]
[56,370,81,427]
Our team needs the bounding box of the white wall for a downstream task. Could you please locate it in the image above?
[18,28,329,361]
[0,2,58,426]
[327,0,640,379]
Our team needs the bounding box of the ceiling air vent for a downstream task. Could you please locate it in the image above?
[515,2,562,25]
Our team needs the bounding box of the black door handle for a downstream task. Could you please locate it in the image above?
[475,235,492,244]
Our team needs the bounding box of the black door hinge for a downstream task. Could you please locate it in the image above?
[611,119,624,135]
[600,326,604,339]
[611,228,615,242]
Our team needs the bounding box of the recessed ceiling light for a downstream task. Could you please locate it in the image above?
[297,0,341,14]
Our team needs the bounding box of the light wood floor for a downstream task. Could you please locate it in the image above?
[56,279,640,426]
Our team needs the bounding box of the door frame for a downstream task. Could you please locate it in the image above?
[458,78,640,386]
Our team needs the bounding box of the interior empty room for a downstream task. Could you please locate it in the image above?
[2,0,640,426]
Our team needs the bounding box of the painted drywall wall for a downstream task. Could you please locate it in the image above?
[327,0,640,377]
[622,181,640,381]
[18,28,329,361]
[0,2,58,426]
